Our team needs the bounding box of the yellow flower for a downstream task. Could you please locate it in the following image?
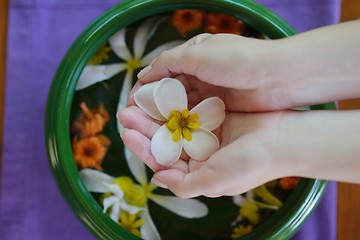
[239,202,260,225]
[118,211,143,237]
[88,44,112,65]
[231,224,253,239]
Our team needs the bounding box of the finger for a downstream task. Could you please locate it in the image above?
[138,33,213,84]
[117,106,160,139]
[152,163,223,199]
[121,128,164,172]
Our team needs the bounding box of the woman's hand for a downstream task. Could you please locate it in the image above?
[118,106,288,198]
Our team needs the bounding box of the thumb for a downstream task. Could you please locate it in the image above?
[138,33,213,83]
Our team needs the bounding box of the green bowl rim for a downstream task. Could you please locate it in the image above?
[45,0,335,239]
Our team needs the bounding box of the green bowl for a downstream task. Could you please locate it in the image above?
[45,0,336,239]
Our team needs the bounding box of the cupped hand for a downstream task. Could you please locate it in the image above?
[118,105,289,198]
[128,33,292,112]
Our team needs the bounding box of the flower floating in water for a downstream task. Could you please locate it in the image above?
[172,10,205,37]
[231,186,282,238]
[80,167,208,239]
[205,12,245,34]
[72,102,110,138]
[88,44,112,65]
[71,102,111,170]
[134,78,226,166]
[231,224,253,239]
[118,211,143,237]
[75,16,183,94]
[279,177,301,191]
[72,134,110,170]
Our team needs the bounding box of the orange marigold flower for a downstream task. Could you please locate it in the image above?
[279,177,301,191]
[172,10,205,37]
[205,13,245,35]
[72,134,111,170]
[72,102,110,138]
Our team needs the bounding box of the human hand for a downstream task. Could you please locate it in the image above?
[118,106,289,198]
[128,33,292,112]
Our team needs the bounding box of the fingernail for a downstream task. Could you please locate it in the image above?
[151,177,168,189]
[137,65,152,79]
[119,127,128,139]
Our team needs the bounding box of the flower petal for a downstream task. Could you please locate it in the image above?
[151,124,182,166]
[154,78,188,118]
[141,41,184,64]
[190,97,225,131]
[103,196,119,213]
[140,210,161,240]
[124,148,148,186]
[109,202,121,221]
[103,183,124,199]
[183,128,219,161]
[232,194,247,206]
[119,202,143,215]
[76,64,126,90]
[133,17,166,59]
[79,169,114,193]
[134,81,166,121]
[117,70,134,133]
[149,194,208,218]
[109,28,132,60]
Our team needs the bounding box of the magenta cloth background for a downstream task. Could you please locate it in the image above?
[0,0,340,239]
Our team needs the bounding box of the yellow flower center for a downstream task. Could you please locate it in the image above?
[114,176,148,207]
[126,58,142,71]
[166,109,201,142]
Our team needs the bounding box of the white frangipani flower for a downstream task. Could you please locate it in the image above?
[79,169,142,222]
[134,77,226,166]
[80,166,208,240]
[76,16,183,93]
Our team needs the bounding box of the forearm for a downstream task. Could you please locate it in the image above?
[267,20,360,108]
[277,110,360,183]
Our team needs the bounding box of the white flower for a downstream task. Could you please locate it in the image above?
[75,16,184,103]
[80,165,208,240]
[78,169,142,222]
[134,78,226,166]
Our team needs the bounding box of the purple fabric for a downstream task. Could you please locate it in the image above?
[0,0,340,239]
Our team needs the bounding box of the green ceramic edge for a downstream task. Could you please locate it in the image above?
[45,0,335,239]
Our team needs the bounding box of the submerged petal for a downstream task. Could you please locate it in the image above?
[141,41,184,64]
[140,210,161,240]
[103,196,119,214]
[151,124,182,166]
[149,194,208,218]
[190,97,226,131]
[79,169,114,193]
[103,183,125,199]
[117,70,134,133]
[154,78,188,118]
[109,28,132,60]
[134,81,166,121]
[133,17,166,60]
[183,128,219,161]
[76,64,126,90]
[124,148,148,186]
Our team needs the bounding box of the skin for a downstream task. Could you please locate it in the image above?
[118,20,360,198]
